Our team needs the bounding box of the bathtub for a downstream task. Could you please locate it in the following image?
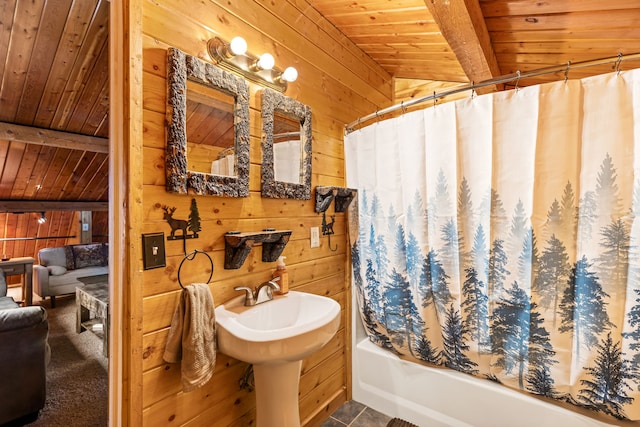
[351,300,623,427]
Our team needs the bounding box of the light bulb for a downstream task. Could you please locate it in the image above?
[228,36,247,56]
[257,53,275,70]
[281,66,298,83]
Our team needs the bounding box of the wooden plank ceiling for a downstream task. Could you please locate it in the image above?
[0,0,109,258]
[310,0,640,90]
[0,0,109,204]
[1,0,640,257]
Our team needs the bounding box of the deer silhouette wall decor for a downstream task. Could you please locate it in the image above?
[322,213,335,236]
[161,205,191,239]
[321,212,338,252]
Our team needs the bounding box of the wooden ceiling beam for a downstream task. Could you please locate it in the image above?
[0,200,108,212]
[0,122,108,153]
[423,0,502,92]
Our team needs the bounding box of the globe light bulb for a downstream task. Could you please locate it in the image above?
[228,36,247,56]
[257,53,275,71]
[281,66,298,83]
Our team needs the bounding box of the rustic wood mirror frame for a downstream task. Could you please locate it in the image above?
[166,47,250,197]
[260,88,312,199]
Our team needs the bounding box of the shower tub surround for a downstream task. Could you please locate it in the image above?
[352,313,622,427]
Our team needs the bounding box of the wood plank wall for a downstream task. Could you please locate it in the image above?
[0,211,108,285]
[139,1,392,425]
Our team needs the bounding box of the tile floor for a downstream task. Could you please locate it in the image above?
[321,400,391,427]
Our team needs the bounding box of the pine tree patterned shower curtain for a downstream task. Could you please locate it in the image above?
[345,69,640,420]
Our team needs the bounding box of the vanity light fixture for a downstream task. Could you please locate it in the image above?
[207,36,297,92]
[228,36,248,56]
[278,66,298,83]
[254,53,275,71]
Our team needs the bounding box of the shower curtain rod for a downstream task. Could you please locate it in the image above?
[345,52,640,134]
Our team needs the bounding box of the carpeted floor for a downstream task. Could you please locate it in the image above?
[7,294,108,427]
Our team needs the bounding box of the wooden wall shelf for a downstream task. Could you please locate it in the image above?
[224,230,292,269]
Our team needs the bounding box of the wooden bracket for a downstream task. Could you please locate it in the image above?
[315,186,357,213]
[224,230,292,269]
[334,187,357,212]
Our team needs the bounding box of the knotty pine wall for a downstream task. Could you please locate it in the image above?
[0,211,108,285]
[0,212,79,260]
[138,1,392,425]
[0,211,109,261]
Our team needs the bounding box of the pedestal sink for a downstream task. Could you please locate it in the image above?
[215,290,341,427]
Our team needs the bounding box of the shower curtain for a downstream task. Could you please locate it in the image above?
[345,69,640,420]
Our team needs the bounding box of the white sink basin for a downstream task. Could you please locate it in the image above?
[216,290,341,426]
[215,290,340,364]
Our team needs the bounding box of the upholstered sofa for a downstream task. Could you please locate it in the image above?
[33,243,108,307]
[0,269,49,425]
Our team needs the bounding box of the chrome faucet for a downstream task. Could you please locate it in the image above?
[234,279,281,306]
[255,280,280,304]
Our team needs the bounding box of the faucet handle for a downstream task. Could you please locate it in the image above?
[234,286,255,306]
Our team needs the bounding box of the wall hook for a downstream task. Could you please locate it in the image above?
[322,212,338,252]
[327,234,338,252]
[160,200,202,255]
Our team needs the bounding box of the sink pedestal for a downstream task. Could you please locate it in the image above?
[215,291,341,426]
[253,360,303,427]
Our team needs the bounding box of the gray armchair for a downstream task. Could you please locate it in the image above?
[0,269,49,425]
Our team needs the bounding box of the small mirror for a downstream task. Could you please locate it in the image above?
[186,81,235,176]
[261,88,312,199]
[273,111,302,184]
[166,47,250,197]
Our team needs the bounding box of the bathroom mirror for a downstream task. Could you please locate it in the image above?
[166,47,250,197]
[260,88,312,199]
[185,81,235,176]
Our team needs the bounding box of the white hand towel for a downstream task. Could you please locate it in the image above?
[163,283,216,392]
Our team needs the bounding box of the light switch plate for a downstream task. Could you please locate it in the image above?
[310,227,320,248]
[142,232,166,270]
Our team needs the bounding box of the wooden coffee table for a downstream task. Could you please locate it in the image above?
[76,279,109,357]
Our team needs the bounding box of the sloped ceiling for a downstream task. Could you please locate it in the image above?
[0,0,109,258]
[0,0,109,209]
[311,0,640,89]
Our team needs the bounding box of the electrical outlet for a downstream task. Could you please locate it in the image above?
[310,227,320,248]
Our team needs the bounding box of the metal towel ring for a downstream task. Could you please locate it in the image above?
[177,249,214,289]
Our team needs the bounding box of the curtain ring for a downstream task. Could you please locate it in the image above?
[400,101,406,114]
[433,91,437,108]
[564,61,571,83]
[375,109,380,123]
[471,81,475,99]
[514,70,521,92]
[615,53,623,74]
